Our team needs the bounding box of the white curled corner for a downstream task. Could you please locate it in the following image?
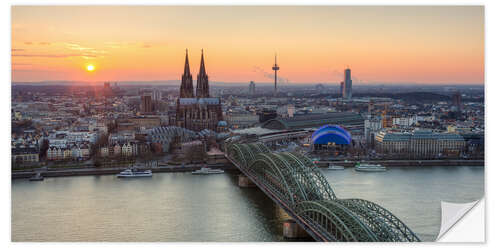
[436,199,482,241]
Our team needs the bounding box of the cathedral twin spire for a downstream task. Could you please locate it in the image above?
[180,49,209,98]
[180,49,194,98]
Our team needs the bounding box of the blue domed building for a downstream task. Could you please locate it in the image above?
[311,125,352,151]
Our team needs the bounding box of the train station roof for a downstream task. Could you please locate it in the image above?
[261,112,364,130]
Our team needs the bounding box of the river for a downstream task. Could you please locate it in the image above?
[11,166,484,242]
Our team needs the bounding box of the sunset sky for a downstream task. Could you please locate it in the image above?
[11,6,484,84]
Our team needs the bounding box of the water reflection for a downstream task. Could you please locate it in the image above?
[12,166,483,242]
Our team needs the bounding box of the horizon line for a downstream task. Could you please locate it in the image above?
[11,80,485,86]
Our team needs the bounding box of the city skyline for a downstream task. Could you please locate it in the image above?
[10,5,486,243]
[12,6,484,84]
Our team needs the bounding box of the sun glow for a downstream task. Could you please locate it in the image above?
[86,64,95,72]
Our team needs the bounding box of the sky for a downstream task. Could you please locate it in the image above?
[11,6,484,84]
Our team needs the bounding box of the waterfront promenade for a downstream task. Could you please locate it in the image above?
[11,163,235,179]
[11,159,483,179]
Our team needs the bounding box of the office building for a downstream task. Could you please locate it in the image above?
[343,68,352,100]
[249,81,256,96]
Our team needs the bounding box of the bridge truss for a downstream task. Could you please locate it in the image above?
[226,142,420,242]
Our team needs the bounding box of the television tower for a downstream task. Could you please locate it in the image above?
[272,53,280,96]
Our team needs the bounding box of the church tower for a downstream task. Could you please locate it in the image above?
[180,49,194,98]
[196,49,210,98]
[176,49,224,132]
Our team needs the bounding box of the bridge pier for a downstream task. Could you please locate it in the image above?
[238,174,256,188]
[283,219,311,239]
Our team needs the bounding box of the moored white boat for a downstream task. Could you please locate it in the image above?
[355,163,386,172]
[117,167,153,178]
[192,167,224,175]
[327,164,345,170]
[29,172,44,181]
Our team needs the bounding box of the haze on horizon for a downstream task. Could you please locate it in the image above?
[11,6,484,85]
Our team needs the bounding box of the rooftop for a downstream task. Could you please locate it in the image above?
[261,112,364,130]
[378,131,465,142]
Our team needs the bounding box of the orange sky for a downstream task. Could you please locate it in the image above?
[11,6,484,84]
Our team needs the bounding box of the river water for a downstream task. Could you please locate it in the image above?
[11,166,484,242]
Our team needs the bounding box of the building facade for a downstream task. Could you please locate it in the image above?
[12,147,39,164]
[375,130,466,159]
[226,112,260,129]
[141,95,153,113]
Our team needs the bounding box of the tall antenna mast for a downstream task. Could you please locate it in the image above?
[272,52,280,97]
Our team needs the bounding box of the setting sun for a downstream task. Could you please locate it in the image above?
[86,64,95,72]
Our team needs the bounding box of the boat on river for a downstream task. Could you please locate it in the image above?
[355,163,386,172]
[327,164,345,170]
[29,172,44,181]
[116,167,153,178]
[192,167,225,175]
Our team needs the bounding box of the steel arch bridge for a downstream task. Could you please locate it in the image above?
[226,142,420,242]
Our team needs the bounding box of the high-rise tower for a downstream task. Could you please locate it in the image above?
[272,53,280,96]
[452,91,462,111]
[249,81,256,96]
[196,49,210,98]
[343,68,352,100]
[180,49,194,98]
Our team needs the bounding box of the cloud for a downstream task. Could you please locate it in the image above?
[65,43,93,51]
[253,66,289,84]
[105,41,158,49]
[63,43,108,58]
[105,42,126,49]
[20,42,50,46]
[12,53,96,58]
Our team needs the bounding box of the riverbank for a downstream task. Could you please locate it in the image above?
[12,159,484,179]
[316,159,484,167]
[12,164,238,179]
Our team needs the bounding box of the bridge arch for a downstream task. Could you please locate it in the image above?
[227,143,270,168]
[248,152,336,207]
[296,200,378,242]
[280,152,336,200]
[335,199,421,242]
[250,154,298,205]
